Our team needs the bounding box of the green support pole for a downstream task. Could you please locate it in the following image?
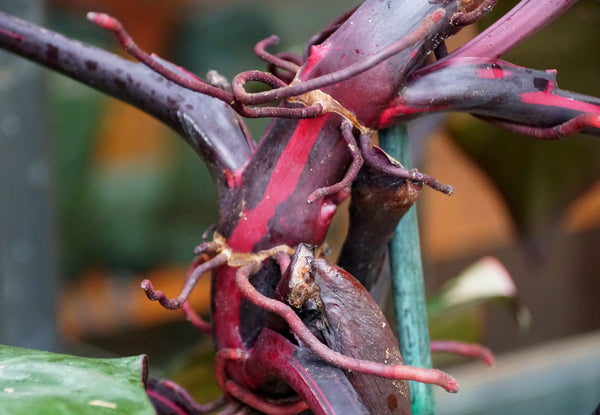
[379,125,435,414]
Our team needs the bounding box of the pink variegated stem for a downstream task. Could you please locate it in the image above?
[231,8,446,106]
[141,253,228,310]
[216,348,308,415]
[215,348,246,396]
[235,262,459,393]
[307,121,363,204]
[431,340,495,366]
[446,0,579,60]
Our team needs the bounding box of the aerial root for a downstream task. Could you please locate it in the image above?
[235,260,459,393]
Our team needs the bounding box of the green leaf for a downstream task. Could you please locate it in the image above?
[0,345,154,415]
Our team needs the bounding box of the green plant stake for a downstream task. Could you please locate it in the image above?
[380,124,435,414]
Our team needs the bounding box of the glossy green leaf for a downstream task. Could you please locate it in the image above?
[0,345,154,415]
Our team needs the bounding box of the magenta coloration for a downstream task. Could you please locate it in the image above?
[1,0,599,413]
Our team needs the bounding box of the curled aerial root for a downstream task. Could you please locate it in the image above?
[267,51,304,84]
[451,0,499,26]
[254,35,301,74]
[431,340,495,366]
[479,113,600,140]
[87,12,324,121]
[141,253,227,310]
[403,167,455,195]
[235,261,459,393]
[307,121,363,204]
[193,240,219,256]
[359,131,455,195]
[232,8,446,106]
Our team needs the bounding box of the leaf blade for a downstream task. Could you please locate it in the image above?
[0,345,154,415]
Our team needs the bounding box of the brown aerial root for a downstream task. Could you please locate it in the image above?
[140,232,295,310]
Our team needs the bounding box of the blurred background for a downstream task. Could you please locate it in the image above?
[0,0,599,413]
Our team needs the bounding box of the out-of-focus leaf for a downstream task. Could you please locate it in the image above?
[428,257,530,331]
[0,345,153,415]
[429,257,528,317]
[428,257,530,364]
[450,116,600,238]
[428,257,515,315]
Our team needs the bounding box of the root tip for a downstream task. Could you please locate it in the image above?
[86,11,119,31]
[482,352,496,367]
[140,279,157,300]
[444,375,460,393]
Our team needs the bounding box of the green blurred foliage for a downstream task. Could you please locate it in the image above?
[48,8,219,277]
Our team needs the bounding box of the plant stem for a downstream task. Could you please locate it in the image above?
[379,124,435,414]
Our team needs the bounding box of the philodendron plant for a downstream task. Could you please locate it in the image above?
[1,0,598,413]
